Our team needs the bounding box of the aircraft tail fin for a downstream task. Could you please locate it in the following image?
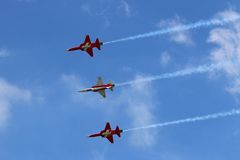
[95,38,103,50]
[109,81,114,91]
[115,126,122,137]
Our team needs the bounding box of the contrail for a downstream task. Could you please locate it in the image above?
[116,63,220,87]
[124,109,240,132]
[104,17,239,45]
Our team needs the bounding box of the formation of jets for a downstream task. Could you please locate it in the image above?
[67,35,121,143]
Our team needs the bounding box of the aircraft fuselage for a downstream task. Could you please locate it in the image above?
[89,129,121,138]
[91,84,114,92]
[80,42,92,51]
[80,84,114,92]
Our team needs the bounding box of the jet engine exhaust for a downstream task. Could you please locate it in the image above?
[116,63,220,87]
[124,109,240,132]
[104,17,240,45]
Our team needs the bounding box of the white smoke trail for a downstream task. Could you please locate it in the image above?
[104,17,239,45]
[116,63,220,87]
[124,109,240,132]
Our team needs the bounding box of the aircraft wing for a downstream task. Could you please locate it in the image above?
[96,77,103,85]
[86,48,94,57]
[106,135,114,143]
[105,122,111,130]
[98,90,106,98]
[84,35,91,44]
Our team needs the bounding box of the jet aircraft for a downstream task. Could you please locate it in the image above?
[88,122,123,143]
[67,35,103,57]
[79,77,115,98]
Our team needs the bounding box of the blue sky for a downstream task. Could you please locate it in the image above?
[0,0,240,159]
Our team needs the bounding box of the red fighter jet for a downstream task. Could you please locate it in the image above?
[79,77,115,98]
[88,122,123,143]
[67,35,103,57]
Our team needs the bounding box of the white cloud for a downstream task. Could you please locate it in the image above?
[81,0,132,17]
[160,51,171,66]
[122,75,158,147]
[103,16,111,28]
[0,78,31,129]
[79,0,132,28]
[208,10,240,94]
[157,16,194,45]
[118,0,131,17]
[80,4,91,15]
[61,74,83,91]
[0,48,10,58]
